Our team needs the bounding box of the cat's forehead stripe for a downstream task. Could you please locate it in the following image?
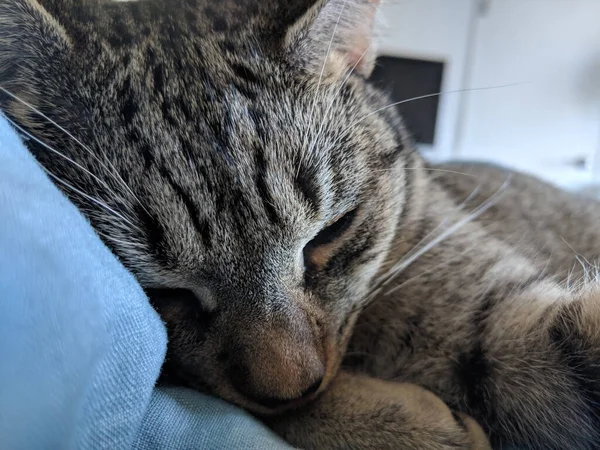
[254,147,284,226]
[294,161,322,214]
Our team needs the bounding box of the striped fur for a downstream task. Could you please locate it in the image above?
[2,1,600,449]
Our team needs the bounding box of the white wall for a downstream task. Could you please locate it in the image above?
[375,0,600,189]
[376,0,477,160]
[455,0,600,188]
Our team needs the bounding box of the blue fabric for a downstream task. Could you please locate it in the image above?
[0,115,290,450]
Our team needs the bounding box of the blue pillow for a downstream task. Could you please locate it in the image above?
[0,115,290,450]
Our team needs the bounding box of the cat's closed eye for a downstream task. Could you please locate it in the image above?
[145,288,198,310]
[303,208,357,273]
[146,288,215,330]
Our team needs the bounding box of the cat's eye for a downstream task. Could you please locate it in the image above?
[303,208,357,272]
[145,288,198,307]
[145,288,214,327]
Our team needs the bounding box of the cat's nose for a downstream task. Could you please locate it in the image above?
[225,324,327,411]
[227,351,326,410]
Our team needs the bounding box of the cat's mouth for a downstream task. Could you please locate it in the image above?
[242,388,323,415]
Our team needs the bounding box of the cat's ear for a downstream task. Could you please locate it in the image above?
[0,0,72,118]
[284,0,381,80]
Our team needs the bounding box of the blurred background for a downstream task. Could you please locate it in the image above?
[372,0,600,192]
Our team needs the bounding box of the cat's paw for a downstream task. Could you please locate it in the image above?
[268,372,491,449]
[453,412,492,450]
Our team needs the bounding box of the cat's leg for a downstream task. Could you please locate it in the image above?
[450,280,600,449]
[266,371,491,450]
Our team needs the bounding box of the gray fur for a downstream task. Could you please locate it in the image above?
[1,1,600,449]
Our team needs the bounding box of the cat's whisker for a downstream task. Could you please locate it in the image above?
[560,235,594,271]
[381,217,450,282]
[384,221,500,295]
[361,286,382,311]
[454,183,485,213]
[42,167,140,232]
[0,85,148,215]
[376,177,510,297]
[367,81,529,122]
[5,116,130,208]
[339,81,529,138]
[5,111,141,232]
[97,230,145,250]
[384,237,485,293]
[382,178,511,292]
[376,181,482,286]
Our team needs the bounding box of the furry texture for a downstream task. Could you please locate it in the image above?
[1,0,600,448]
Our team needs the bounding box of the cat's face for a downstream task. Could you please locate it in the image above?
[143,74,409,413]
[0,0,411,414]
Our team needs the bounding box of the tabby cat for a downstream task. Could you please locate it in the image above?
[2,0,600,449]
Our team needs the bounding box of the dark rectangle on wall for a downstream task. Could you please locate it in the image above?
[368,56,445,145]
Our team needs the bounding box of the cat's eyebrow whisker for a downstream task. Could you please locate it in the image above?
[368,81,529,121]
[319,84,525,172]
[0,85,148,215]
[302,47,373,169]
[340,81,529,137]
[372,166,479,179]
[420,167,479,178]
[307,42,374,165]
[299,0,351,176]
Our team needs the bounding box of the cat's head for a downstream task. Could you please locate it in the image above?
[0,0,415,414]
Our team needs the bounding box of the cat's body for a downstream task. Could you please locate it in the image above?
[2,1,600,449]
[346,162,600,449]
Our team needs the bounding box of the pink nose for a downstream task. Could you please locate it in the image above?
[227,344,326,407]
[225,329,326,409]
